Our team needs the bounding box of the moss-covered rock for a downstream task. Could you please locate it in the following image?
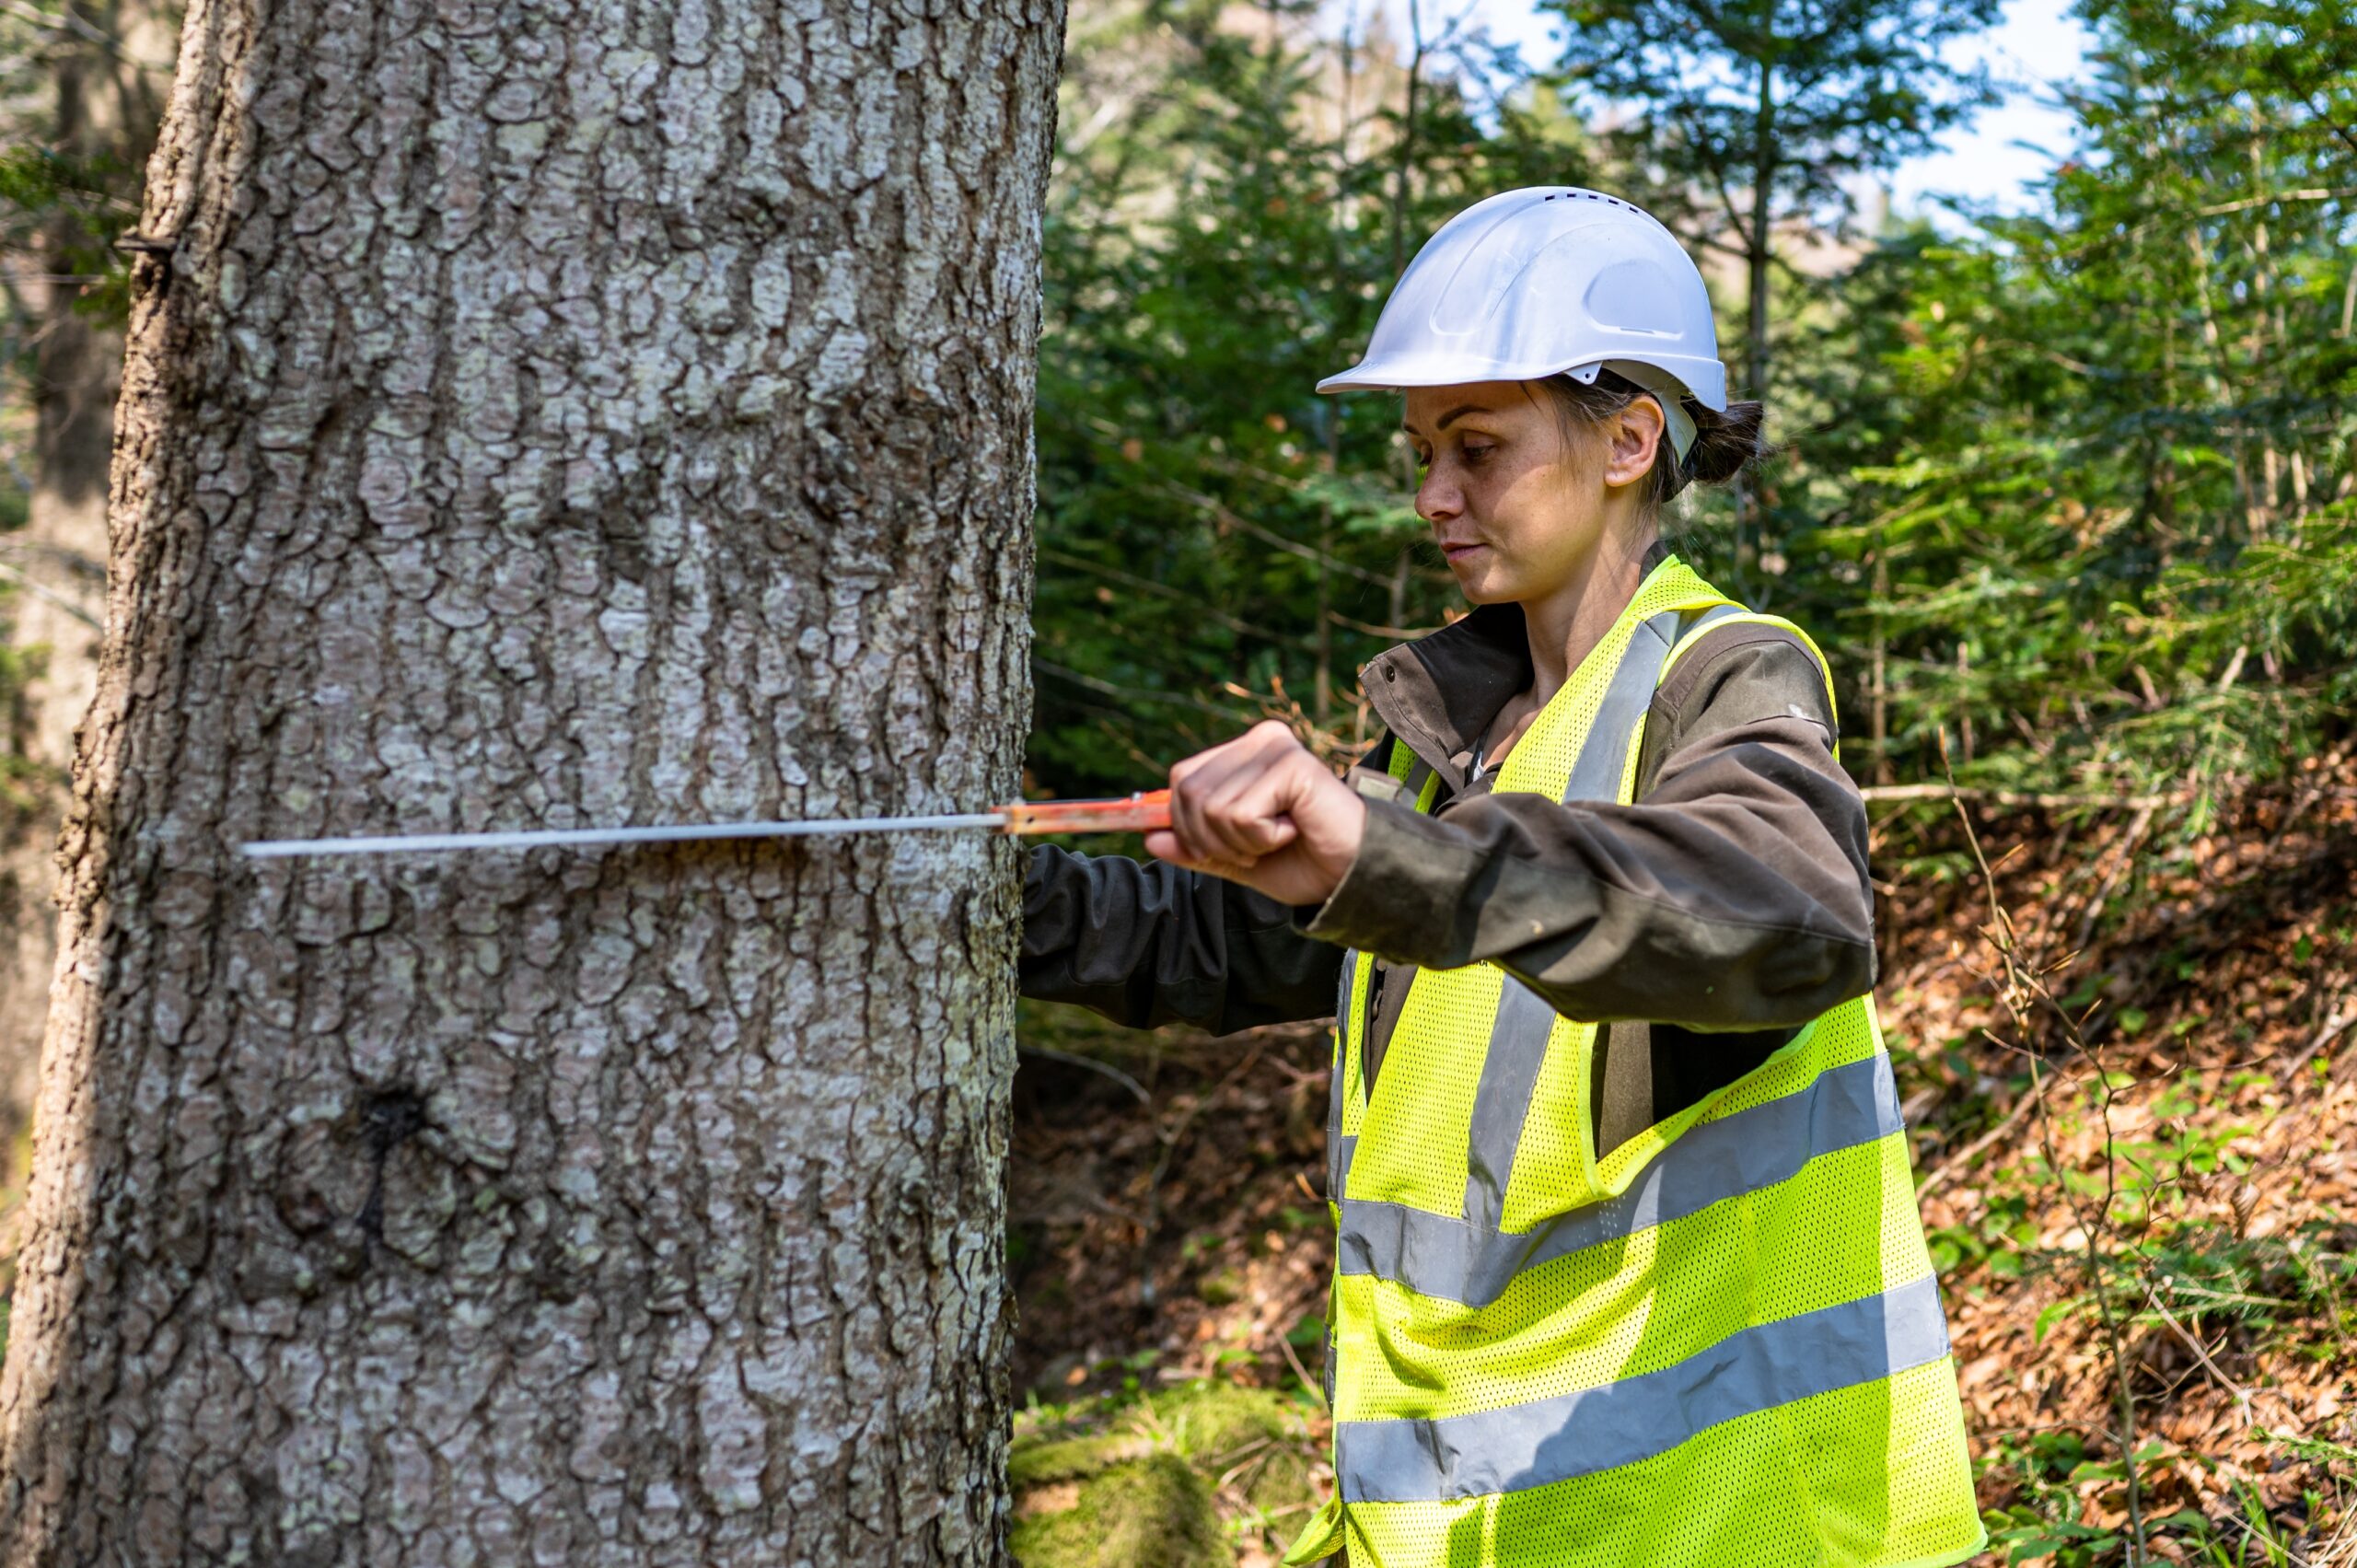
[1149,1382,1319,1523]
[1149,1382,1295,1458]
[1009,1451,1225,1568]
[1009,1431,1153,1490]
[1008,1380,1329,1564]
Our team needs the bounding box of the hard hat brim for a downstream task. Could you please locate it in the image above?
[1317,351,1728,410]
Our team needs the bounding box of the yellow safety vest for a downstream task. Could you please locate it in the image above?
[1283,554,1986,1568]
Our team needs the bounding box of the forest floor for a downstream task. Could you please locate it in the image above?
[1006,760,2357,1567]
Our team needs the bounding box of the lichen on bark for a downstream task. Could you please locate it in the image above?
[0,0,1066,1561]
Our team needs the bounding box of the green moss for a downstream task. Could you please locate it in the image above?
[1009,1432,1151,1490]
[1149,1382,1295,1460]
[1194,1269,1244,1307]
[1009,1452,1225,1568]
[1150,1382,1318,1522]
[1009,1381,1328,1561]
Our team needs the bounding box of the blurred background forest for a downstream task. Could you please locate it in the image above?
[4,0,2356,1563]
[1028,0,2354,810]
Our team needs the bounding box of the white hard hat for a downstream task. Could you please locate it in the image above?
[1317,187,1727,464]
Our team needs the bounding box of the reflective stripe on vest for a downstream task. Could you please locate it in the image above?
[1339,1272,1952,1504]
[1289,554,1985,1568]
[1337,1049,1905,1307]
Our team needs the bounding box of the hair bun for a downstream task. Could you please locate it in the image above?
[1680,399,1768,487]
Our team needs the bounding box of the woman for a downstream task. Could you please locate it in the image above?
[1021,189,1985,1568]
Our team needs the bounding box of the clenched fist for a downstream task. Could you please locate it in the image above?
[1145,720,1367,906]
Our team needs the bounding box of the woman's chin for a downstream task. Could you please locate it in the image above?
[1448,561,1517,603]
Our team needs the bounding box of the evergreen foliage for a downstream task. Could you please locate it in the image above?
[1032,0,1589,789]
[1779,0,2357,813]
[1028,0,2357,825]
[1543,0,2003,412]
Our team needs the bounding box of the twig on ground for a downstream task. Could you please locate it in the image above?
[2264,741,2352,854]
[2074,799,2160,957]
[1020,1045,1152,1104]
[1916,1089,2043,1198]
[1275,1323,1327,1411]
[2279,995,2353,1086]
[2142,1283,2255,1424]
[1861,783,2180,809]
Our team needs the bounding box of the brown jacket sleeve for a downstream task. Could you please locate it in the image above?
[1298,633,1875,1032]
[1017,845,1346,1034]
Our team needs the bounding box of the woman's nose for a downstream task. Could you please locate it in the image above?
[1416,467,1459,524]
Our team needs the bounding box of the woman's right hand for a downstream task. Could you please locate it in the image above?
[1145,720,1366,907]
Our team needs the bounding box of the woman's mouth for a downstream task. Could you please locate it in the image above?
[1439,540,1489,563]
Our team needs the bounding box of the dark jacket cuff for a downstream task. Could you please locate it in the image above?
[1295,796,1484,963]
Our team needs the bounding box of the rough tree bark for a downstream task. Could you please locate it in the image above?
[0,0,1063,1559]
[0,0,174,1179]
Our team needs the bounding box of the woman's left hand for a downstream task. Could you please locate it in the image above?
[1145,720,1367,906]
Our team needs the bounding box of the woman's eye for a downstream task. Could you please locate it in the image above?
[1462,443,1495,463]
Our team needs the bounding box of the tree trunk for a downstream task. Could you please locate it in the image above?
[1736,51,1776,593]
[0,0,173,1198]
[1745,62,1775,406]
[0,0,1063,1559]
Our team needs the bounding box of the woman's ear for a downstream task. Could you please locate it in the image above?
[1602,396,1667,488]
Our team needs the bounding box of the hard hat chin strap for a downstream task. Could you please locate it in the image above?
[1656,394,1700,470]
[1572,358,1699,470]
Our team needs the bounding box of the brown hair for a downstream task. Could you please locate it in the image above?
[1536,367,1769,511]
